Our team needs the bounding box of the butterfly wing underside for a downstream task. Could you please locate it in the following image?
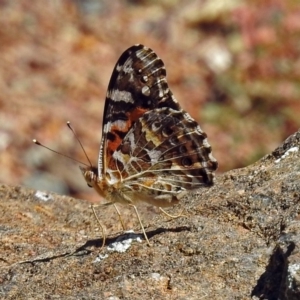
[98,44,218,206]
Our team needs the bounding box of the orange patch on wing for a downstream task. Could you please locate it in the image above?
[106,133,122,171]
[107,132,123,153]
[107,107,148,153]
[106,106,150,168]
[130,107,148,121]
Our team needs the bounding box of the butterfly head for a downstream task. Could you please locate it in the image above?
[80,166,98,188]
[80,165,110,200]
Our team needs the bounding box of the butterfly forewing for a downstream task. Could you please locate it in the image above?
[99,45,181,177]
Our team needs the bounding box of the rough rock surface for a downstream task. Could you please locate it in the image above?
[1,130,300,299]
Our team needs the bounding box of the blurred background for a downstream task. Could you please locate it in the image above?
[0,0,299,203]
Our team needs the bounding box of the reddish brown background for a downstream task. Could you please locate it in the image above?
[0,0,299,202]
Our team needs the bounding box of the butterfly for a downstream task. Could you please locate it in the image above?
[80,44,218,245]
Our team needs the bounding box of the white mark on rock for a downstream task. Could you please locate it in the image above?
[107,230,142,253]
[35,191,53,202]
[275,146,299,163]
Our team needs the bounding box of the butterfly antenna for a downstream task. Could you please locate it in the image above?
[33,139,90,167]
[67,121,93,167]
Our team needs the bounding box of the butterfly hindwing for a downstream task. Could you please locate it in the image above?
[105,106,217,206]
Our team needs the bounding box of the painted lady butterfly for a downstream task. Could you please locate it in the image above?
[81,44,218,244]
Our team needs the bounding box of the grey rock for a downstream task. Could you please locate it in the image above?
[0,130,299,299]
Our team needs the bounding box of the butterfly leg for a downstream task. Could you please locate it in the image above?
[112,204,126,231]
[129,204,150,246]
[90,205,106,249]
[159,207,187,219]
[91,203,126,242]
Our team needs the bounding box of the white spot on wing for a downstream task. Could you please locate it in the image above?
[202,138,210,148]
[107,89,134,103]
[196,125,203,134]
[171,95,179,103]
[110,119,128,131]
[127,131,136,149]
[142,86,151,96]
[147,149,162,163]
[123,58,134,74]
[208,152,217,161]
[116,64,122,72]
[112,150,126,167]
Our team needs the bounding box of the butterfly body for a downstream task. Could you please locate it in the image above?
[81,44,218,212]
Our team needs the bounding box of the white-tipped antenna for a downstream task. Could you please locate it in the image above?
[33,121,92,167]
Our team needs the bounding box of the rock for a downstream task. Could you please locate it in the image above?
[0,130,299,299]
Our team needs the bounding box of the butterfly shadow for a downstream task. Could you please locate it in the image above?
[71,225,191,256]
[145,225,191,239]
